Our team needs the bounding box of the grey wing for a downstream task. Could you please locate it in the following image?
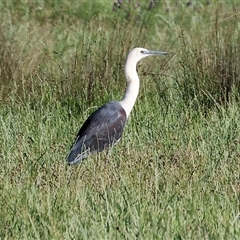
[67,102,127,164]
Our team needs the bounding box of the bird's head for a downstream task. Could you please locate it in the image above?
[127,47,168,64]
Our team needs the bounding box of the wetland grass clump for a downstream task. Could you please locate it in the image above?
[145,1,240,113]
[176,18,240,111]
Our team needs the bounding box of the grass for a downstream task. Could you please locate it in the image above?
[1,0,240,239]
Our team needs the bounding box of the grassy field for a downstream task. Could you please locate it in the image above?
[1,1,240,239]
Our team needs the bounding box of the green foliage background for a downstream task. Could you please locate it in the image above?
[0,1,240,239]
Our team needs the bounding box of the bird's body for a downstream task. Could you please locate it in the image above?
[67,101,126,164]
[67,47,167,165]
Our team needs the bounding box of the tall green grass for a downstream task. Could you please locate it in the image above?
[1,1,240,239]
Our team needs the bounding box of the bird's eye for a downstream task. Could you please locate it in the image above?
[140,50,145,54]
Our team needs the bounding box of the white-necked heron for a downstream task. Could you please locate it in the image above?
[67,47,167,164]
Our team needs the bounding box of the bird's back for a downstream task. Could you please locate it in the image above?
[67,101,127,164]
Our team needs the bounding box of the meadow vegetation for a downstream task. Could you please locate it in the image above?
[0,0,240,239]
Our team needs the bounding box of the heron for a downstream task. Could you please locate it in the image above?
[67,47,167,165]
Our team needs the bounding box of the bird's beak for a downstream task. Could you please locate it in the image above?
[147,50,168,55]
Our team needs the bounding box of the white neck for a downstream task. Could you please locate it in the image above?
[119,59,139,118]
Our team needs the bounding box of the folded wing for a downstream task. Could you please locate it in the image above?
[67,101,127,164]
